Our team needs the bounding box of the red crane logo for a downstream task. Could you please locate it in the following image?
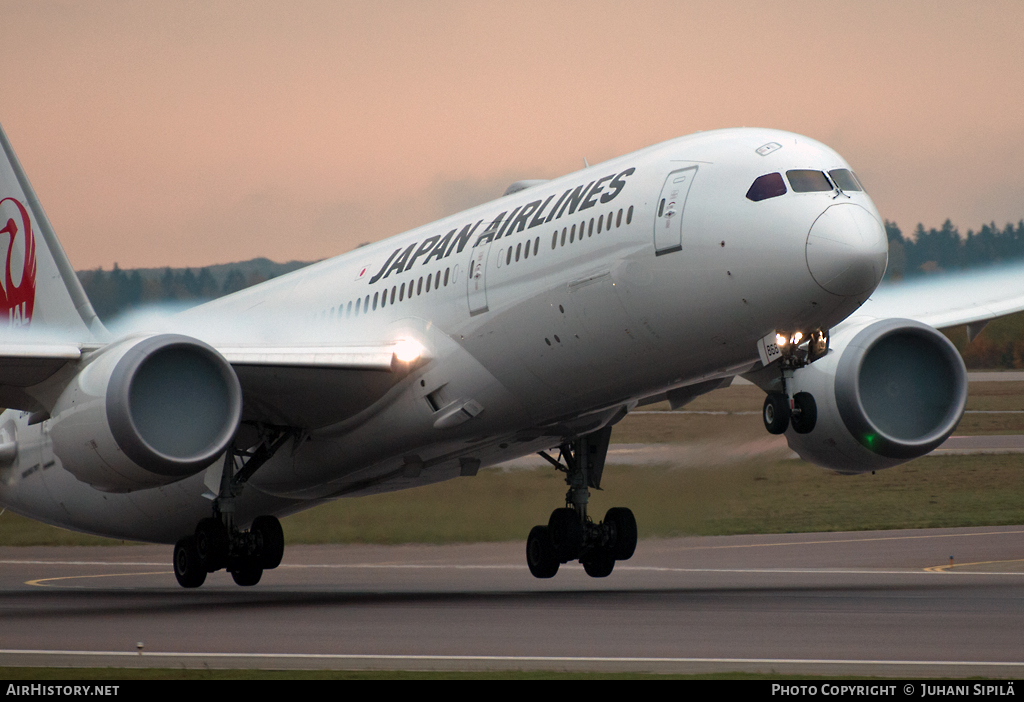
[0,197,37,328]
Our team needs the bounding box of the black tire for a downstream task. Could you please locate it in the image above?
[763,393,791,435]
[526,526,559,578]
[194,518,229,573]
[604,507,637,560]
[252,515,285,570]
[548,508,584,562]
[790,392,817,434]
[582,549,615,578]
[230,565,263,587]
[173,536,207,589]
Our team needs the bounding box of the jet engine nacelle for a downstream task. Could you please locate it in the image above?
[785,318,967,474]
[49,334,242,492]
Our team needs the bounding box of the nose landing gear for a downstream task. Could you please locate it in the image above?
[763,390,817,435]
[759,329,827,436]
[527,427,638,579]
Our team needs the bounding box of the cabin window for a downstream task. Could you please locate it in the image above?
[617,209,623,227]
[570,225,575,243]
[516,243,522,261]
[746,173,787,201]
[373,292,378,310]
[390,286,396,304]
[506,247,512,265]
[589,218,594,236]
[346,301,352,317]
[597,216,603,234]
[534,237,540,256]
[417,278,423,295]
[444,268,450,286]
[561,228,567,246]
[436,270,441,288]
[523,240,530,259]
[400,283,406,301]
[828,169,863,192]
[355,298,361,316]
[786,170,832,192]
[551,232,557,250]
[627,205,634,224]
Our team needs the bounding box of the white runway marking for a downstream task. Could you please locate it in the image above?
[0,648,1021,669]
[10,561,1024,581]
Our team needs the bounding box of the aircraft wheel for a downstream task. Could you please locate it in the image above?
[604,507,637,560]
[526,526,559,578]
[252,515,285,569]
[763,393,791,435]
[230,564,263,587]
[790,392,817,434]
[173,536,207,589]
[194,518,229,572]
[548,508,584,562]
[582,549,615,578]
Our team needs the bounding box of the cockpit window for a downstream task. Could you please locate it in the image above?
[828,169,863,192]
[786,170,833,192]
[746,173,787,202]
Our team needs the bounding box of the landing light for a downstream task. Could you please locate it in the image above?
[394,338,424,363]
[776,333,787,347]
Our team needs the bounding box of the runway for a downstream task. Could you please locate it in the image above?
[3,526,1024,676]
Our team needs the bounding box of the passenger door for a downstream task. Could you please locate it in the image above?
[654,166,698,255]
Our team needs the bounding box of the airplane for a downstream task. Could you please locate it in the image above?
[1,120,1021,588]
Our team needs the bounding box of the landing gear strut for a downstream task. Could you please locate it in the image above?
[173,425,293,589]
[527,427,638,579]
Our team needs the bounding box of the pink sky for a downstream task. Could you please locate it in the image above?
[2,0,1023,269]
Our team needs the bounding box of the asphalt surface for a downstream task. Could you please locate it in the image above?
[2,527,1024,676]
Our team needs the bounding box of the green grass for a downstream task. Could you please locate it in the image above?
[5,453,1022,547]
[280,454,1024,543]
[0,511,137,547]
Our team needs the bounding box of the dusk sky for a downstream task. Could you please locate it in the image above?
[2,0,1023,270]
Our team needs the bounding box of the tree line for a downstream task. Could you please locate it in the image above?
[77,258,311,322]
[885,219,1024,280]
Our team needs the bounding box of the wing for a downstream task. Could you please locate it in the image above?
[0,341,423,429]
[840,264,1024,332]
[218,344,424,428]
[0,342,85,413]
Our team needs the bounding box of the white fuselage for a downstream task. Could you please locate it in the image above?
[0,128,884,543]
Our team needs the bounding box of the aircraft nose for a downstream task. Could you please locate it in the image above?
[805,203,888,297]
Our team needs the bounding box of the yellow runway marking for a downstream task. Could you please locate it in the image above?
[26,571,171,587]
[924,558,1024,573]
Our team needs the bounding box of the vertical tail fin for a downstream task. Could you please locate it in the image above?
[0,121,104,339]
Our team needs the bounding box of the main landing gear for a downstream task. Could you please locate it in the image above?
[173,426,293,589]
[527,427,638,579]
